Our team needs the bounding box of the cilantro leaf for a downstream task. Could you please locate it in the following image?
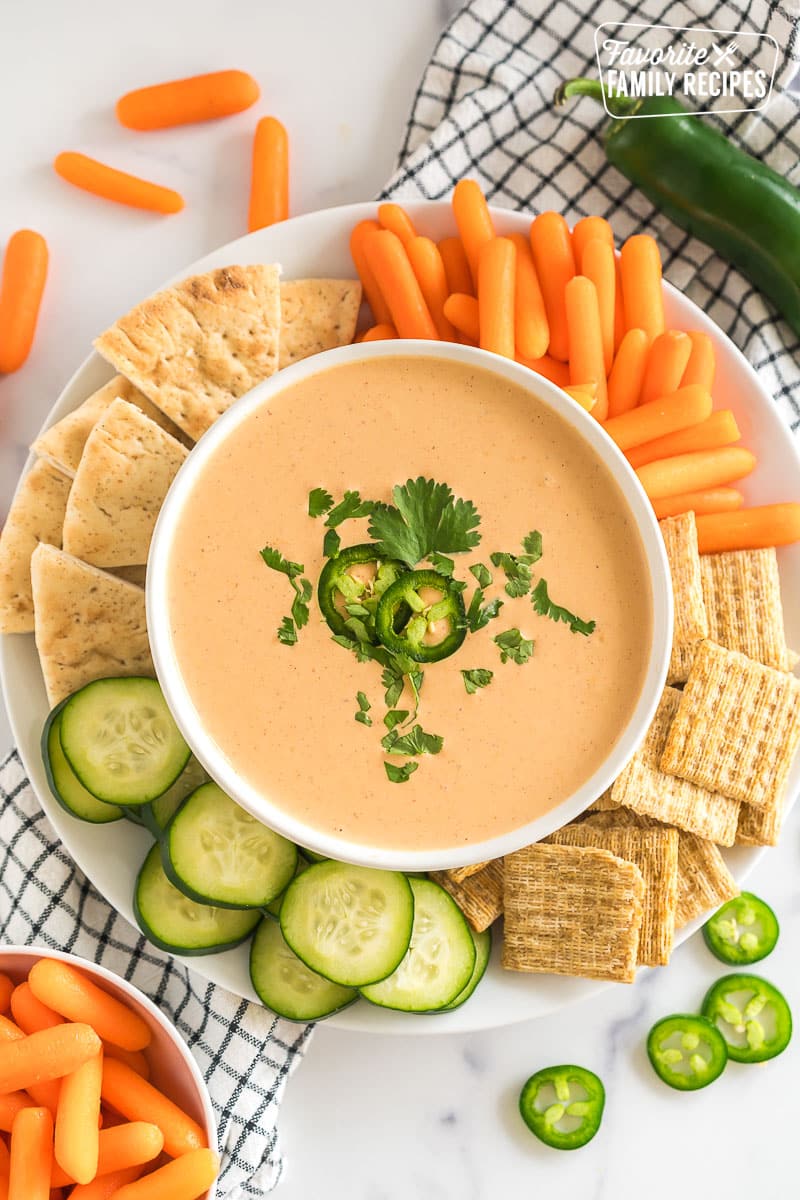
[494,628,534,665]
[470,563,492,588]
[291,577,312,629]
[522,530,543,561]
[429,552,455,577]
[368,477,481,566]
[277,616,297,646]
[384,709,410,730]
[381,665,405,709]
[260,545,304,580]
[354,691,372,726]
[308,488,334,518]
[382,724,443,756]
[323,528,341,559]
[325,491,376,529]
[461,668,494,694]
[385,761,419,784]
[491,552,533,598]
[466,588,503,633]
[531,579,596,636]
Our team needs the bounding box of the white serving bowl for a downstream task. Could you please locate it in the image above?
[0,944,217,1199]
[148,339,672,872]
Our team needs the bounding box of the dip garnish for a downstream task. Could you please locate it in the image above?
[465,587,503,632]
[308,487,334,518]
[259,544,312,645]
[381,724,444,756]
[325,490,375,528]
[354,692,372,726]
[531,578,596,636]
[461,668,493,694]
[368,477,481,566]
[384,761,418,784]
[494,628,535,665]
[469,562,492,587]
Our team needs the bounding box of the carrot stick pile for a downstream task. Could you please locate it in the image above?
[347,180,800,553]
[0,958,218,1199]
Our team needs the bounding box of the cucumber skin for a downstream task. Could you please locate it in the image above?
[249,919,359,1023]
[41,703,123,825]
[441,927,492,1012]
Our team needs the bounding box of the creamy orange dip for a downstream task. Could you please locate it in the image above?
[167,356,653,852]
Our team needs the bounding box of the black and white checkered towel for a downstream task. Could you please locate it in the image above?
[3,1,800,1195]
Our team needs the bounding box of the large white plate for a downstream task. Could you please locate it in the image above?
[3,201,799,1034]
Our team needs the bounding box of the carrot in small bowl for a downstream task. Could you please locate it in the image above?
[53,153,183,215]
[9,1106,52,1200]
[54,1050,102,1185]
[0,231,48,375]
[28,960,151,1052]
[116,70,259,130]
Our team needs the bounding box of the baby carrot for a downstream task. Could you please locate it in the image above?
[627,410,740,469]
[607,328,648,416]
[53,153,183,215]
[100,1059,206,1159]
[0,1017,59,1114]
[438,237,474,297]
[29,961,151,1053]
[640,330,693,406]
[602,384,712,451]
[572,215,614,267]
[452,180,495,289]
[69,1166,144,1200]
[652,488,744,520]
[517,352,570,387]
[10,984,62,1035]
[613,255,625,352]
[0,230,48,374]
[508,233,548,360]
[363,230,438,339]
[620,234,664,344]
[529,212,575,361]
[116,70,259,130]
[581,239,616,373]
[406,237,456,340]
[349,220,393,326]
[565,275,608,420]
[0,1094,33,1133]
[681,330,716,392]
[248,117,289,232]
[636,447,757,501]
[478,238,516,359]
[0,1024,101,1094]
[378,204,417,248]
[54,1051,102,1184]
[0,979,12,1016]
[443,294,479,343]
[111,1148,219,1200]
[358,323,397,342]
[9,1107,52,1200]
[695,504,800,553]
[51,1121,163,1188]
[563,383,597,411]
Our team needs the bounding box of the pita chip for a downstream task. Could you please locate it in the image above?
[0,460,72,634]
[279,279,361,368]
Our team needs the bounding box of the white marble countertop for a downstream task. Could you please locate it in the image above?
[0,2,798,1197]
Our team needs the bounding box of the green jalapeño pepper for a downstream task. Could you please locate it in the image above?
[317,544,406,641]
[703,892,779,966]
[375,569,466,663]
[555,78,800,340]
[702,973,793,1063]
[647,1015,728,1091]
[518,1064,604,1150]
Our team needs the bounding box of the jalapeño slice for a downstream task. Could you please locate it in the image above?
[518,1064,604,1150]
[646,1014,728,1091]
[375,569,467,663]
[317,543,406,641]
[701,973,792,1063]
[702,892,779,966]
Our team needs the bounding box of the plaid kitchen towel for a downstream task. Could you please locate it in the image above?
[0,749,312,1197]
[383,0,800,432]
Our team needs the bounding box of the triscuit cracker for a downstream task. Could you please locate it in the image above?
[31,544,153,706]
[735,795,785,848]
[279,279,361,368]
[94,265,281,441]
[62,399,188,568]
[547,825,678,966]
[0,460,73,634]
[430,860,503,932]
[659,513,708,684]
[443,860,491,885]
[661,640,800,812]
[31,375,190,476]
[502,843,644,983]
[700,549,790,671]
[611,686,741,845]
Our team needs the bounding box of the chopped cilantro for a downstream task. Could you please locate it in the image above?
[466,588,503,632]
[522,530,543,561]
[461,668,494,694]
[494,628,534,665]
[470,563,492,588]
[385,761,419,784]
[325,490,376,528]
[429,552,455,577]
[260,545,304,580]
[381,664,405,709]
[308,488,334,518]
[323,528,341,558]
[384,709,410,730]
[490,552,533,598]
[354,692,372,726]
[261,545,311,645]
[291,578,312,629]
[531,579,596,635]
[368,478,481,566]
[382,724,443,756]
[277,617,298,646]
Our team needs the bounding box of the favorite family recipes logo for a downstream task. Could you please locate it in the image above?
[594,23,778,116]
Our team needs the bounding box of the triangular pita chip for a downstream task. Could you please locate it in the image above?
[0,460,72,634]
[31,543,153,706]
[62,398,188,568]
[93,265,281,441]
[279,279,361,368]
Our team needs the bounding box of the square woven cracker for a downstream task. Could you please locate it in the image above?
[502,843,644,983]
[660,641,800,811]
[430,860,503,932]
[660,513,708,684]
[546,824,678,966]
[735,795,785,847]
[611,686,740,844]
[700,549,790,670]
[443,861,491,884]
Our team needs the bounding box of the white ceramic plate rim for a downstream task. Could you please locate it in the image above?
[2,199,799,1035]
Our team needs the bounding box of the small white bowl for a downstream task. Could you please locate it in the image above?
[148,340,673,872]
[0,944,217,1199]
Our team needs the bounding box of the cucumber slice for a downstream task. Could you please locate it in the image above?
[280,861,414,987]
[361,878,476,1012]
[134,844,260,955]
[249,918,358,1021]
[442,926,491,1011]
[60,678,190,805]
[165,782,297,908]
[41,705,123,825]
[264,855,310,919]
[140,756,209,836]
